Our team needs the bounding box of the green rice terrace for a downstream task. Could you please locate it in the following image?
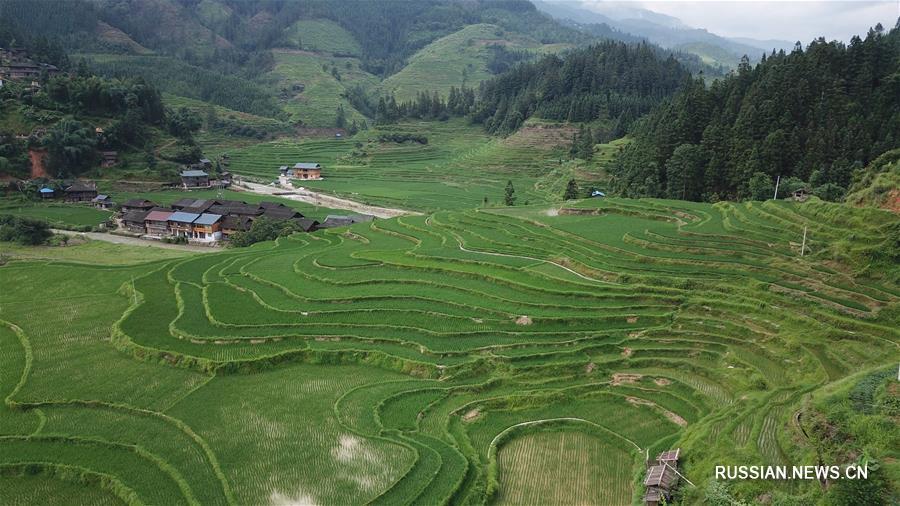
[0,196,898,505]
[223,119,603,213]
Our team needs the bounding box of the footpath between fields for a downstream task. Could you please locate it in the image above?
[238,181,420,219]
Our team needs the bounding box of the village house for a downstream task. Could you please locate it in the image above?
[111,197,318,243]
[171,198,216,213]
[122,209,151,233]
[92,194,115,209]
[167,211,200,238]
[64,181,98,202]
[121,199,158,213]
[190,213,223,242]
[292,162,322,180]
[144,210,173,237]
[180,170,210,189]
[38,187,54,199]
[295,218,320,232]
[220,214,254,239]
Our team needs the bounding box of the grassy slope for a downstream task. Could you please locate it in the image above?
[0,202,113,228]
[0,239,194,264]
[380,24,567,103]
[282,19,363,56]
[674,41,739,69]
[845,148,900,213]
[268,50,378,127]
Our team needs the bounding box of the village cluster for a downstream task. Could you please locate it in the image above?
[0,46,61,88]
[36,160,370,244]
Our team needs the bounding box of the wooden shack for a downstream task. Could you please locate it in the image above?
[643,449,681,506]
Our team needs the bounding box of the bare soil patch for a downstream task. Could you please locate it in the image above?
[462,408,481,422]
[611,373,642,386]
[515,315,532,325]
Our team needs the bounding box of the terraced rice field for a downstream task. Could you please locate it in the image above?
[226,119,596,212]
[0,197,897,504]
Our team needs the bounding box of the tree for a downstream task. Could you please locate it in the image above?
[504,180,516,206]
[748,172,774,201]
[0,215,52,245]
[229,217,300,247]
[664,144,706,201]
[166,107,201,143]
[335,104,347,129]
[563,178,579,200]
[42,119,97,176]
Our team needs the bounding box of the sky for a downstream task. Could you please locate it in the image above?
[581,1,900,42]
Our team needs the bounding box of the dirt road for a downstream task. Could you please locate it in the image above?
[52,230,217,253]
[238,182,419,219]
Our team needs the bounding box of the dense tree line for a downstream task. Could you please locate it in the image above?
[372,86,476,124]
[612,21,900,202]
[471,41,689,135]
[86,56,283,118]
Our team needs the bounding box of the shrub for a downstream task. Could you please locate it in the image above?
[0,214,53,245]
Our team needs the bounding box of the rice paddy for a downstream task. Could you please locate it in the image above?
[0,195,897,504]
[224,119,600,213]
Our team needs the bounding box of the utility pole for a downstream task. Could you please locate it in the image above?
[773,175,781,200]
[800,226,807,257]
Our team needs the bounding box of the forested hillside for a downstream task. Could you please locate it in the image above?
[612,22,900,202]
[471,41,689,137]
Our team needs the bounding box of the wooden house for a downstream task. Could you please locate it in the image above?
[292,162,322,180]
[64,181,98,202]
[38,187,54,199]
[122,210,151,233]
[144,210,173,237]
[121,199,158,213]
[792,188,809,202]
[167,211,200,238]
[220,214,253,239]
[180,170,210,188]
[295,218,319,232]
[92,194,115,209]
[190,213,223,242]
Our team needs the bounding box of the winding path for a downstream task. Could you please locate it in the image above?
[238,182,420,219]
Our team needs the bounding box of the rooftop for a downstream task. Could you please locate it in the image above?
[181,170,208,177]
[656,448,680,462]
[65,181,96,192]
[122,199,157,208]
[168,212,201,223]
[145,210,173,222]
[644,464,676,489]
[122,210,150,223]
[294,163,321,169]
[193,213,223,226]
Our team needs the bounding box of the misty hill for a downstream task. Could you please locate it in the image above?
[533,0,793,68]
